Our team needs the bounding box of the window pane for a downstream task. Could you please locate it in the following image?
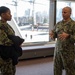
[17,0,50,43]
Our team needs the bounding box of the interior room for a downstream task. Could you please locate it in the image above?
[0,0,75,75]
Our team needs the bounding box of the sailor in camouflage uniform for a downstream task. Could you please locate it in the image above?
[50,7,75,75]
[0,6,16,75]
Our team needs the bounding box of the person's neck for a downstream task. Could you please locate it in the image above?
[1,19,7,23]
[63,18,70,22]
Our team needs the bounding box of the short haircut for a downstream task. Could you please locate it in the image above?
[0,6,10,16]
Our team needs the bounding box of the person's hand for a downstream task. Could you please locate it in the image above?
[58,32,69,40]
[49,30,54,39]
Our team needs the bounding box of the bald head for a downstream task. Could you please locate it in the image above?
[62,7,72,21]
[62,7,71,14]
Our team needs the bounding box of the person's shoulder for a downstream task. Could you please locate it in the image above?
[71,19,75,24]
[70,18,75,22]
[55,20,62,26]
[70,19,75,28]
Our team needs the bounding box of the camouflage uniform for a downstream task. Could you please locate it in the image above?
[53,19,75,75]
[0,20,16,75]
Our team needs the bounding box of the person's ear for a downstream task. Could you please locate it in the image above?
[1,13,5,17]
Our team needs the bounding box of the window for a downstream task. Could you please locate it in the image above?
[0,0,50,44]
[56,1,75,23]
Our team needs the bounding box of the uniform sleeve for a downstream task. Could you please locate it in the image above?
[0,29,13,46]
[52,24,57,39]
[69,24,75,43]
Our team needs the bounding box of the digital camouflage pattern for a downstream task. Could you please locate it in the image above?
[0,20,16,75]
[0,21,15,46]
[53,19,75,75]
[0,57,16,75]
